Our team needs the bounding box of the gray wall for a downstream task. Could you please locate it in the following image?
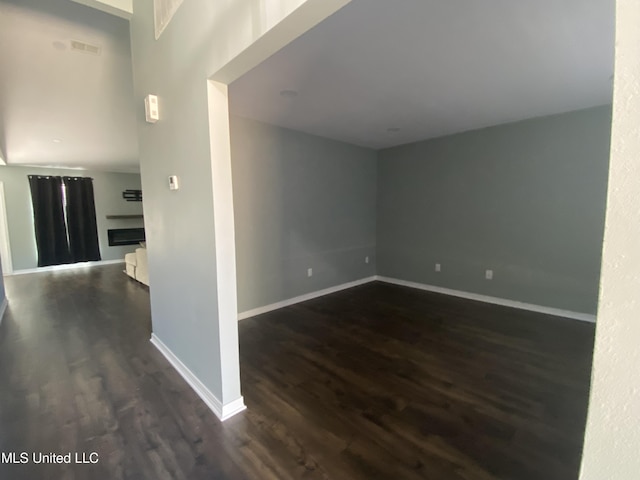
[0,165,143,271]
[377,106,611,314]
[0,255,5,317]
[129,0,341,405]
[129,0,226,402]
[230,116,377,312]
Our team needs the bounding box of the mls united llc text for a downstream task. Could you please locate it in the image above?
[1,452,99,464]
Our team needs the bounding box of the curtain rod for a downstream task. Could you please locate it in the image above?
[27,175,94,180]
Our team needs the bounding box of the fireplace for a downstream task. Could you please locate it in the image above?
[108,228,145,246]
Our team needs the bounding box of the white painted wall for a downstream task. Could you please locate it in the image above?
[580,0,640,477]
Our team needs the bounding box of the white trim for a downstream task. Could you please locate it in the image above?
[69,0,133,20]
[208,80,243,403]
[238,276,377,320]
[150,333,246,421]
[202,0,352,423]
[9,259,125,276]
[375,276,596,323]
[0,298,7,326]
[219,397,248,421]
[0,182,13,275]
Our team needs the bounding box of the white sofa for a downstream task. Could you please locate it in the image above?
[125,245,149,286]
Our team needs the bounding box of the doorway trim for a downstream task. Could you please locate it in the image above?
[0,181,13,275]
[200,0,352,418]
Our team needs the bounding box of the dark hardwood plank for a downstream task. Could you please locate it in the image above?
[0,266,594,479]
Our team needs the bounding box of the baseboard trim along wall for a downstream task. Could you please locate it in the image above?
[238,276,377,320]
[237,274,595,323]
[376,276,596,323]
[0,298,8,326]
[10,259,125,276]
[150,333,246,422]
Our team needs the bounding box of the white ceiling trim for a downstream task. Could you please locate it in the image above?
[69,0,132,19]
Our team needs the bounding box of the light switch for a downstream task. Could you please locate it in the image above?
[145,94,159,123]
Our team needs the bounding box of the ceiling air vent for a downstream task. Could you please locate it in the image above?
[70,40,102,56]
[154,0,185,40]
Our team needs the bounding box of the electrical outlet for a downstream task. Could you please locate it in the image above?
[307,268,313,277]
[485,269,493,280]
[365,256,370,264]
[435,263,441,272]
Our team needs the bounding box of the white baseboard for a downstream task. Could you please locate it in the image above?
[10,259,124,276]
[219,396,248,421]
[237,274,595,323]
[375,276,596,323]
[238,276,377,320]
[0,298,7,326]
[150,333,246,422]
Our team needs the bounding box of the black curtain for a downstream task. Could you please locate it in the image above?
[63,177,101,263]
[28,175,71,267]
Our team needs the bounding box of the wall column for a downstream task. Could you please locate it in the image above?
[580,0,640,477]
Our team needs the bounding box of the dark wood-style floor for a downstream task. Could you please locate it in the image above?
[0,265,595,479]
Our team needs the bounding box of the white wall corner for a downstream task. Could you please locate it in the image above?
[580,0,640,477]
[150,334,246,422]
[207,80,244,405]
[70,0,133,20]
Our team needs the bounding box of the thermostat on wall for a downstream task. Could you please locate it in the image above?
[144,94,159,123]
[169,175,179,190]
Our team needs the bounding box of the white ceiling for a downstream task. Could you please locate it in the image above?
[0,0,138,173]
[0,0,615,171]
[229,0,615,149]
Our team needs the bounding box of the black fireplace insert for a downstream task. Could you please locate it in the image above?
[108,228,145,246]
